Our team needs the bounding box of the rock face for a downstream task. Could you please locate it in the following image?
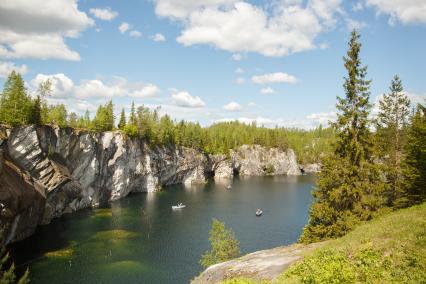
[192,242,325,284]
[0,125,301,244]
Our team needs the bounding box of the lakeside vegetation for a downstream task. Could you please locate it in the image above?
[0,71,334,162]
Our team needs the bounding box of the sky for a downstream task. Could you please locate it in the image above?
[0,0,425,129]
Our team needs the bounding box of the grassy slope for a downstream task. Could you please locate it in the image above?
[222,202,426,283]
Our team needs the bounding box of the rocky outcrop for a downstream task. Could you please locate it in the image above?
[192,242,325,284]
[301,163,321,173]
[0,125,301,244]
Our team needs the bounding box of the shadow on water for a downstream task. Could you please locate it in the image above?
[10,174,316,284]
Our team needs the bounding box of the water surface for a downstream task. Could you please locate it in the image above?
[11,175,315,284]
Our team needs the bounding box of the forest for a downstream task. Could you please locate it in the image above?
[0,72,334,164]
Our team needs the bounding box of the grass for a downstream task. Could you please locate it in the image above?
[221,202,426,283]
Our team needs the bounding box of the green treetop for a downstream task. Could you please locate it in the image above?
[118,108,126,130]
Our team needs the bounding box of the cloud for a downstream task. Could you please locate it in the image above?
[234,77,245,84]
[171,91,206,108]
[31,73,74,98]
[30,73,160,100]
[231,53,243,61]
[154,0,237,19]
[151,33,166,42]
[366,0,426,25]
[306,111,337,126]
[119,22,131,34]
[235,67,244,74]
[352,2,364,12]
[252,72,297,84]
[129,30,142,38]
[0,0,93,61]
[346,18,367,30]
[0,61,28,78]
[163,1,343,57]
[89,7,118,21]
[223,101,242,111]
[260,87,275,94]
[247,102,256,107]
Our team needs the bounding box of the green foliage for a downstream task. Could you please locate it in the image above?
[397,104,426,207]
[300,30,387,243]
[0,71,33,126]
[46,104,68,127]
[280,203,426,283]
[92,100,114,131]
[1,243,29,284]
[117,108,126,130]
[68,112,78,128]
[262,164,275,175]
[375,75,411,206]
[200,219,240,269]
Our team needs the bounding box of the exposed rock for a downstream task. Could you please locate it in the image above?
[302,163,321,173]
[192,242,325,284]
[231,145,300,176]
[0,125,302,243]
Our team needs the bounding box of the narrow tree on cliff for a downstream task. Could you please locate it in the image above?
[200,219,240,268]
[300,30,386,243]
[376,75,411,205]
[118,108,126,130]
[0,71,32,126]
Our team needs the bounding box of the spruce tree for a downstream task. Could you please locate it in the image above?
[300,30,386,243]
[0,71,32,126]
[118,108,126,130]
[376,75,411,205]
[129,101,136,126]
[397,104,426,207]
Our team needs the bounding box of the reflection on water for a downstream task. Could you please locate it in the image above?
[11,175,315,284]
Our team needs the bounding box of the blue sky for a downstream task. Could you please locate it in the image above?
[0,0,425,128]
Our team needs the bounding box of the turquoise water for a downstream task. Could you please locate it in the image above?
[11,175,315,283]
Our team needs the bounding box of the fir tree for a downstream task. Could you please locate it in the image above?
[118,108,126,130]
[29,95,42,125]
[376,75,411,205]
[129,101,136,126]
[300,30,386,243]
[0,71,32,126]
[1,243,29,284]
[397,104,426,207]
[200,219,240,269]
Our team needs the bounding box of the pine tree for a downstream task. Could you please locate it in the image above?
[118,108,126,130]
[200,219,240,268]
[29,95,42,125]
[129,101,136,126]
[397,104,426,207]
[300,30,386,243]
[0,71,32,126]
[376,75,411,205]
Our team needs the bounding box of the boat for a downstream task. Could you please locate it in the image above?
[255,209,263,216]
[172,203,186,209]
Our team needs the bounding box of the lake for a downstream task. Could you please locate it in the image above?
[11,174,315,284]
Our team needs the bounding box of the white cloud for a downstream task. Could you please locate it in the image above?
[171,91,206,108]
[223,101,242,111]
[247,102,256,107]
[129,30,142,38]
[0,61,28,78]
[154,0,237,19]
[234,77,245,84]
[30,73,160,100]
[366,0,426,25]
[166,1,343,57]
[119,22,131,34]
[306,111,337,126]
[231,53,243,61]
[346,18,367,30]
[0,0,93,61]
[405,91,426,105]
[89,7,118,21]
[235,67,244,74]
[252,72,297,84]
[260,87,276,94]
[352,2,364,12]
[31,73,74,98]
[151,33,166,42]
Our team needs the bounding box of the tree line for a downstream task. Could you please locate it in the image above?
[300,30,426,243]
[0,74,333,161]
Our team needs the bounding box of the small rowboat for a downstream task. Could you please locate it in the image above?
[172,203,186,210]
[256,209,263,216]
